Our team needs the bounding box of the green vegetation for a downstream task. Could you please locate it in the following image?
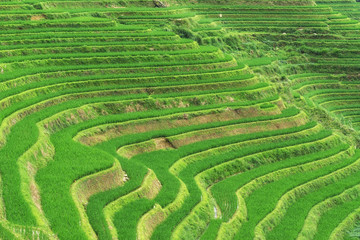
[0,0,360,239]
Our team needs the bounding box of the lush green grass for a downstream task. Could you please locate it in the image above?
[267,152,360,240]
[211,144,348,222]
[2,0,360,239]
[82,106,297,238]
[235,151,360,239]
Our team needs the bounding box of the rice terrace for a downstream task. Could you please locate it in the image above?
[4,0,360,239]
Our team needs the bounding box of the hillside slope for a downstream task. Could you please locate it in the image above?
[0,0,360,239]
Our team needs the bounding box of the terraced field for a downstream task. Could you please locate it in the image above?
[1,0,360,239]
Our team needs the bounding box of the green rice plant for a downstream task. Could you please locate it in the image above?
[151,122,322,239]
[104,169,161,240]
[211,144,350,239]
[0,58,240,83]
[173,131,342,240]
[0,38,195,52]
[253,150,360,240]
[2,95,276,238]
[313,199,360,240]
[74,96,280,145]
[0,46,221,63]
[65,107,298,239]
[71,161,126,239]
[117,109,305,158]
[233,150,359,239]
[1,2,360,239]
[297,183,360,240]
[1,54,235,74]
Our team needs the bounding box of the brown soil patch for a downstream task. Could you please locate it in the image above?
[120,137,175,159]
[145,178,162,200]
[77,109,88,120]
[27,162,42,212]
[79,104,283,146]
[31,15,45,21]
[76,165,126,205]
[139,205,166,240]
[154,137,174,150]
[107,4,124,8]
[170,114,306,147]
[30,182,41,211]
[26,161,35,177]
